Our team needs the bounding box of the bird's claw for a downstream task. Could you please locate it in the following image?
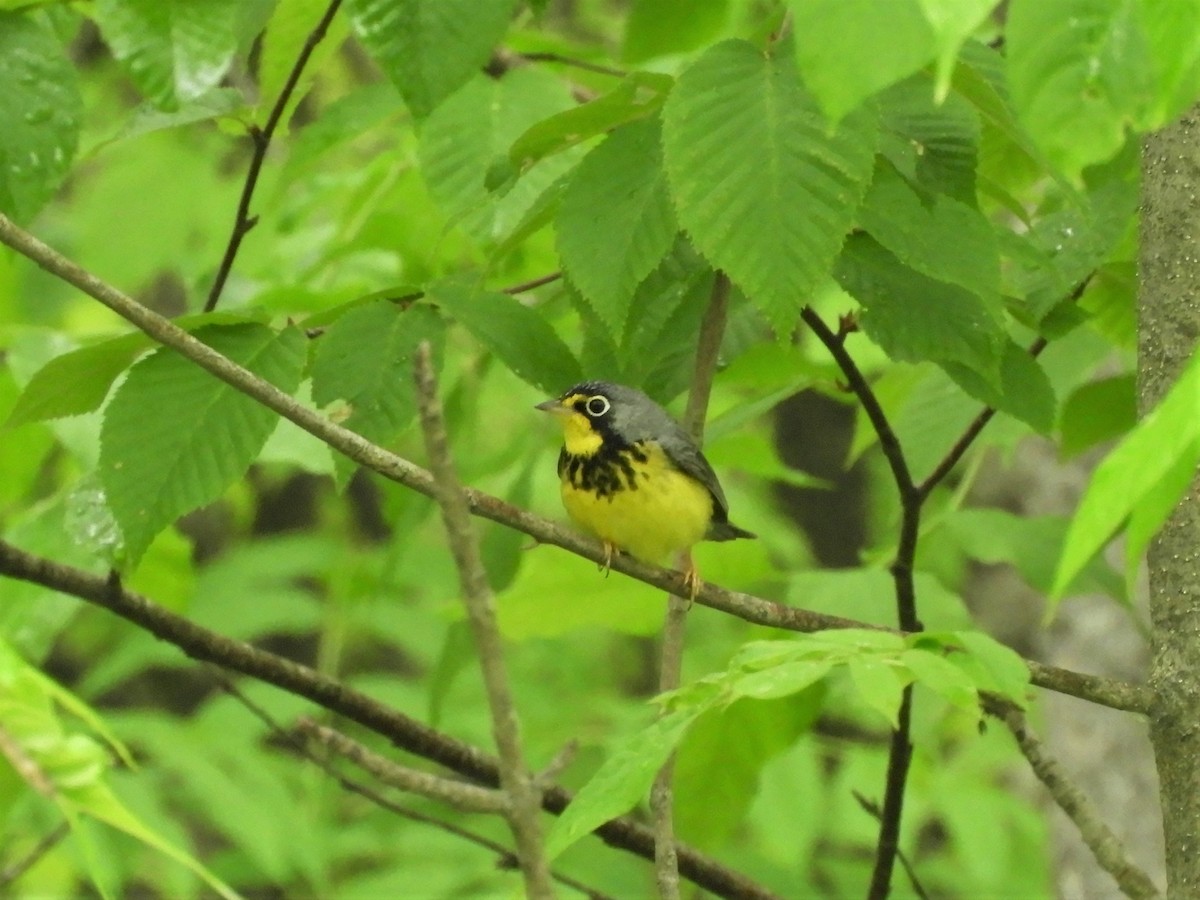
[598,541,618,577]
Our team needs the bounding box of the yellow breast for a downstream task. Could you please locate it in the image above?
[559,441,713,564]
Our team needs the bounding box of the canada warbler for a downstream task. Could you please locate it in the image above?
[537,381,755,596]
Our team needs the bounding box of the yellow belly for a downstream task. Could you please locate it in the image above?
[560,444,713,564]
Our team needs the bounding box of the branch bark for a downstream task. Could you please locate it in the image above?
[0,214,1155,721]
[1140,107,1200,896]
[413,343,554,898]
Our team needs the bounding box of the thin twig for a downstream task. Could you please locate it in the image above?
[651,273,732,899]
[517,51,627,79]
[851,791,930,900]
[502,271,563,295]
[801,305,922,898]
[1000,707,1162,899]
[0,540,775,900]
[413,342,555,898]
[298,718,510,812]
[0,214,1155,721]
[213,675,614,900]
[204,0,344,312]
[0,822,70,887]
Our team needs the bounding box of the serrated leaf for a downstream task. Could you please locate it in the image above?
[557,118,678,333]
[837,234,1005,380]
[942,338,1057,432]
[1006,0,1153,178]
[1053,348,1200,597]
[347,0,516,119]
[427,282,580,393]
[1059,373,1136,457]
[0,10,81,222]
[878,76,980,204]
[419,69,577,246]
[662,40,877,333]
[4,334,148,428]
[545,706,702,860]
[310,301,443,484]
[92,0,240,111]
[99,325,306,565]
[510,73,672,170]
[859,161,999,302]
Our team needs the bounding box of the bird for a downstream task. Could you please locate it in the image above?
[536,381,755,597]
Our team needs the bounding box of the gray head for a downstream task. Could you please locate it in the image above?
[541,380,686,448]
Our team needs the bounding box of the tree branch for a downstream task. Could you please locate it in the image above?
[0,213,1155,721]
[413,342,554,898]
[298,718,509,813]
[204,0,344,312]
[1000,707,1162,899]
[0,539,775,900]
[801,306,920,898]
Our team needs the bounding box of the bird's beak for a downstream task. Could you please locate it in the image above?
[535,399,569,416]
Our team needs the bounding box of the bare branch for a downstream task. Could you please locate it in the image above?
[0,214,1155,721]
[0,539,775,900]
[297,719,508,813]
[1000,707,1162,899]
[413,343,555,898]
[205,0,344,311]
[0,822,69,887]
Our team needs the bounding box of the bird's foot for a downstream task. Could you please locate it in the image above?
[680,552,701,605]
[599,541,618,577]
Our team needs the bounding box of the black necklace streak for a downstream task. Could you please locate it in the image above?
[558,438,650,500]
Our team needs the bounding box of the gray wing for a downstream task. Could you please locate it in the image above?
[654,420,731,520]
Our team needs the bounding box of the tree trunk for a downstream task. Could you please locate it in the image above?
[1140,107,1200,897]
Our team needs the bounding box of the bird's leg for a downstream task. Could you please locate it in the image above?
[680,550,701,604]
[599,540,618,576]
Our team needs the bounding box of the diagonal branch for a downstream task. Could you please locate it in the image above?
[0,212,1154,719]
[413,342,554,898]
[999,706,1162,899]
[204,0,344,312]
[0,539,776,900]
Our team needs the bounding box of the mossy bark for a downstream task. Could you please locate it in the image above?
[1140,108,1200,898]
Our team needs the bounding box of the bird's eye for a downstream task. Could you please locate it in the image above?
[585,395,610,417]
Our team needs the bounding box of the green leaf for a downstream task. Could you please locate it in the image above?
[1006,0,1153,178]
[99,324,306,565]
[1138,0,1200,125]
[509,72,673,171]
[545,706,702,859]
[878,76,980,204]
[622,0,731,64]
[418,69,577,246]
[347,0,516,119]
[731,658,833,700]
[788,0,990,120]
[1059,374,1136,457]
[426,282,581,394]
[901,647,980,712]
[0,10,81,222]
[859,161,999,303]
[92,0,240,111]
[309,301,444,484]
[556,118,678,333]
[847,656,909,727]
[662,40,877,333]
[4,334,148,428]
[258,0,352,130]
[947,630,1031,706]
[1125,434,1200,595]
[941,338,1057,432]
[1053,348,1200,597]
[837,234,1005,379]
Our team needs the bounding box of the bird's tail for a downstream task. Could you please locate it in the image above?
[707,522,757,542]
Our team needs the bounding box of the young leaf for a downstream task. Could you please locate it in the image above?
[947,630,1030,706]
[426,282,581,393]
[941,338,1057,433]
[556,117,678,333]
[1059,373,1136,457]
[662,39,877,333]
[900,647,979,712]
[1053,348,1200,597]
[847,655,910,728]
[0,10,81,222]
[4,334,149,428]
[544,706,703,860]
[99,324,306,566]
[347,0,517,119]
[92,0,240,111]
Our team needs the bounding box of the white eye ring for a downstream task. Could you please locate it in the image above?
[585,395,610,417]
